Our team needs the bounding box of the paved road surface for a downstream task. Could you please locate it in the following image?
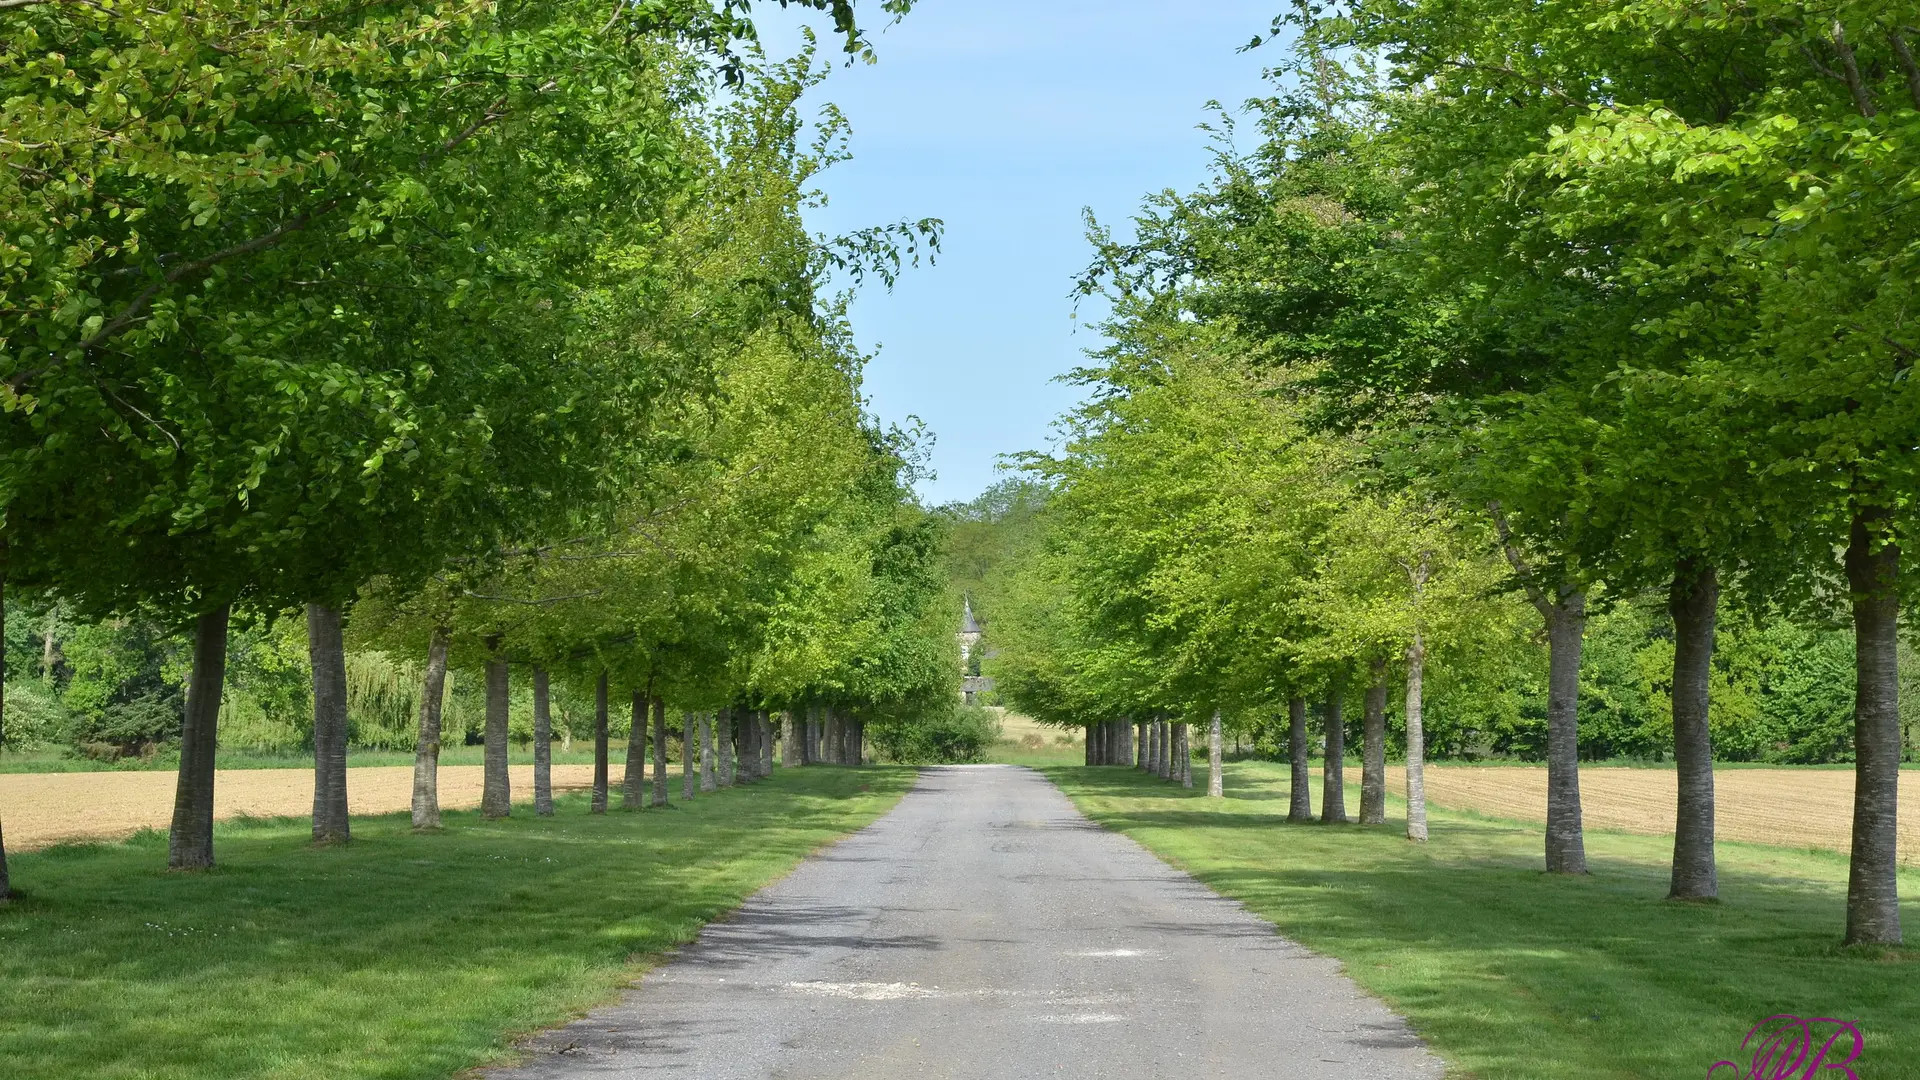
[487,765,1440,1080]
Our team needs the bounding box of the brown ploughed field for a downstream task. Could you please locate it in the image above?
[1349,764,1920,863]
[0,764,601,851]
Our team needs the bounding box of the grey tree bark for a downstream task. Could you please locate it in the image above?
[1136,720,1148,769]
[1207,711,1223,797]
[533,666,555,817]
[1361,660,1388,826]
[1156,719,1171,780]
[1404,632,1429,842]
[591,673,610,814]
[760,712,776,776]
[1084,724,1095,766]
[732,710,753,782]
[1542,593,1588,873]
[651,695,669,807]
[683,711,698,800]
[782,710,800,768]
[1167,718,1182,787]
[169,605,231,870]
[1668,559,1718,900]
[481,647,512,819]
[1321,690,1348,824]
[1845,508,1903,945]
[623,691,647,809]
[717,706,736,786]
[306,602,351,845]
[700,710,717,792]
[1287,696,1313,823]
[1495,509,1588,872]
[411,627,451,829]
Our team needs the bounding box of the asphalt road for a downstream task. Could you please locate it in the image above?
[486,764,1442,1080]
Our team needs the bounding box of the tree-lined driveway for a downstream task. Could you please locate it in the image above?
[487,765,1440,1079]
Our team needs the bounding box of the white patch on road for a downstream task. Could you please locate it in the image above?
[782,981,940,1000]
[1033,1014,1125,1024]
[1068,949,1147,957]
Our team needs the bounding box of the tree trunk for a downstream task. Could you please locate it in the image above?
[1361,660,1388,826]
[1136,720,1148,769]
[533,666,554,817]
[1156,718,1171,780]
[1845,508,1903,945]
[1405,632,1429,843]
[1288,696,1313,823]
[717,706,736,786]
[732,709,753,782]
[1668,559,1718,900]
[169,605,230,870]
[623,691,647,808]
[1321,689,1347,824]
[411,627,450,830]
[700,711,717,792]
[1207,710,1223,797]
[481,647,511,819]
[591,673,610,814]
[683,711,698,800]
[1178,722,1193,788]
[782,710,799,768]
[306,602,351,845]
[1084,724,1095,766]
[1543,592,1587,873]
[761,712,776,776]
[651,695,669,807]
[1120,718,1133,767]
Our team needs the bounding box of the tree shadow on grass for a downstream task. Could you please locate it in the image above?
[0,768,914,1080]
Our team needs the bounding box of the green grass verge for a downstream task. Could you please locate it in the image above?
[0,745,619,773]
[0,765,912,1080]
[1038,759,1920,1080]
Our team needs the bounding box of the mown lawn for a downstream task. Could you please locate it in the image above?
[1041,759,1920,1080]
[0,766,912,1080]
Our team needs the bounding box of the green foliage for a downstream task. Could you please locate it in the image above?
[870,703,1002,764]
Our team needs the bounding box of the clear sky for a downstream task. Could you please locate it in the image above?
[755,2,1286,506]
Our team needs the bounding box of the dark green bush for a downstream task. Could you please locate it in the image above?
[871,704,1003,764]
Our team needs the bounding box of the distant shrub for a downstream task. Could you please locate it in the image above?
[2,679,72,749]
[872,704,1003,764]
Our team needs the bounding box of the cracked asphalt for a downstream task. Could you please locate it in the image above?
[483,764,1443,1080]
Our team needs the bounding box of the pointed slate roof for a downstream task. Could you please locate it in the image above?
[961,597,983,635]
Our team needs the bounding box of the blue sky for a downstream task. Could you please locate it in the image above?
[755,2,1286,505]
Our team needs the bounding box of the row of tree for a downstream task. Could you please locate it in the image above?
[984,0,1920,946]
[0,0,948,902]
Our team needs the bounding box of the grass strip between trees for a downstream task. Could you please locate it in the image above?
[0,766,913,1080]
[1040,760,1920,1080]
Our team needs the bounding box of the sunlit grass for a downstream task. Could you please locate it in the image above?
[0,766,912,1079]
[1041,759,1920,1080]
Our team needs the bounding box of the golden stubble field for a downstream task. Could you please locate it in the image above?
[0,765,603,851]
[1350,764,1920,863]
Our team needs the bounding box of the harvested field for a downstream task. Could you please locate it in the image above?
[0,764,604,851]
[1347,764,1920,863]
